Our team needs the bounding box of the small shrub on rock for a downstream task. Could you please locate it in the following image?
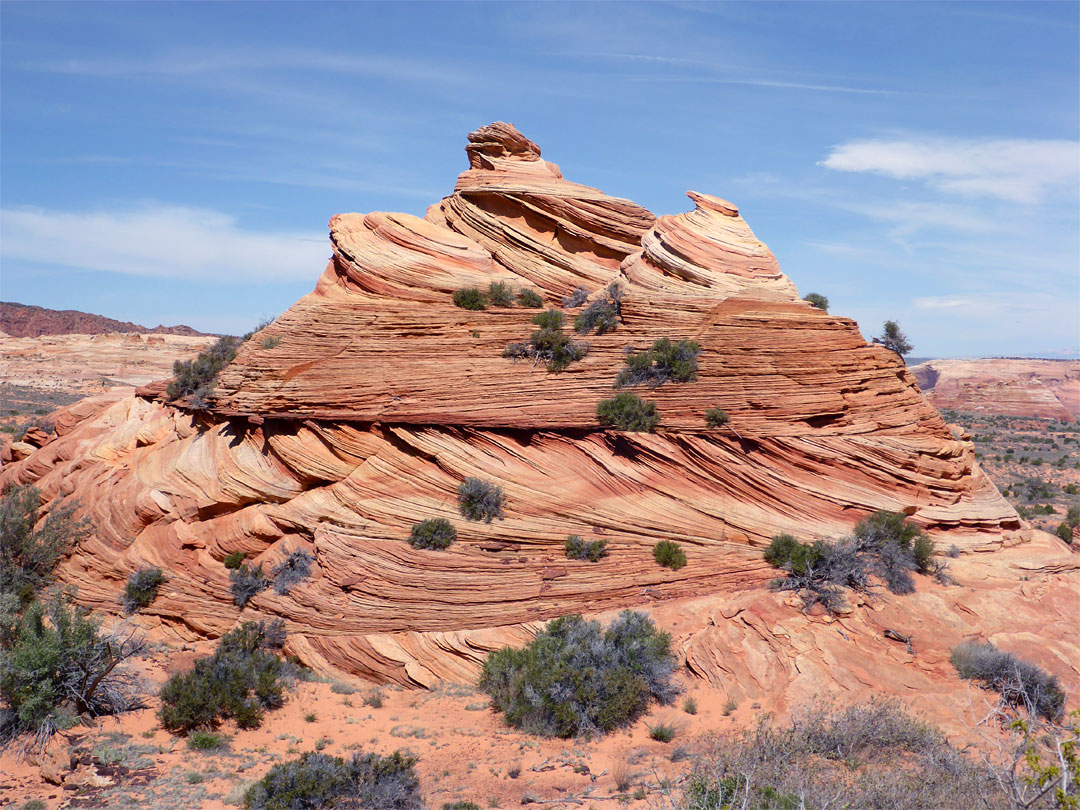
[803,293,829,312]
[167,335,243,405]
[562,287,590,308]
[705,407,729,427]
[564,535,607,562]
[159,620,289,734]
[452,287,487,311]
[230,563,269,607]
[951,641,1065,721]
[271,550,313,596]
[503,309,588,372]
[516,288,544,308]
[408,518,456,550]
[653,540,687,571]
[223,551,245,569]
[574,283,622,335]
[122,567,165,614]
[458,478,505,523]
[1,484,90,604]
[244,750,422,810]
[596,393,660,432]
[616,338,701,388]
[479,610,678,738]
[486,281,514,307]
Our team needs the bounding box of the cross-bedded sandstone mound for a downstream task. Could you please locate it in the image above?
[2,124,1076,725]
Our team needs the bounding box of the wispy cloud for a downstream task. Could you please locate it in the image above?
[821,137,1080,203]
[1,205,327,282]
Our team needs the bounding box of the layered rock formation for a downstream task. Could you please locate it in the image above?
[0,302,209,338]
[912,358,1080,422]
[2,124,1076,720]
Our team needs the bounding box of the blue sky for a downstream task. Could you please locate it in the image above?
[2,1,1077,357]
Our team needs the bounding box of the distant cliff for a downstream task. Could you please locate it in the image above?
[0,301,209,338]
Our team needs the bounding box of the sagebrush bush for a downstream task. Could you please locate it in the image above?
[503,308,588,372]
[230,563,269,607]
[479,611,678,738]
[452,288,487,311]
[486,281,514,307]
[951,641,1065,721]
[596,393,660,432]
[0,594,146,750]
[223,551,245,569]
[564,535,607,562]
[408,518,456,550]
[458,478,505,523]
[653,540,687,571]
[244,750,421,810]
[166,335,243,405]
[122,567,165,614]
[1,484,90,605]
[271,550,313,595]
[516,288,543,308]
[562,287,590,308]
[616,338,701,388]
[705,407,729,427]
[574,283,622,335]
[159,620,289,734]
[803,292,829,312]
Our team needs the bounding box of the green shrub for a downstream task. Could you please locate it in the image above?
[486,281,514,307]
[223,551,245,569]
[763,534,828,577]
[452,288,487,311]
[616,338,700,388]
[596,393,660,432]
[271,550,313,595]
[408,518,456,550]
[516,289,544,308]
[230,563,269,607]
[562,287,590,308]
[648,721,676,742]
[458,478,505,523]
[705,407,729,427]
[0,594,147,750]
[159,620,289,734]
[122,567,165,614]
[951,641,1064,721]
[478,611,678,738]
[1057,522,1075,543]
[244,750,422,810]
[872,320,913,357]
[682,697,698,715]
[166,335,243,406]
[1,485,90,605]
[503,309,588,372]
[803,293,829,312]
[574,283,622,335]
[564,535,607,562]
[653,540,687,571]
[187,730,228,750]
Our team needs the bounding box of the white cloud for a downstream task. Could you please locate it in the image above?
[1,205,328,282]
[913,291,1064,318]
[821,137,1080,203]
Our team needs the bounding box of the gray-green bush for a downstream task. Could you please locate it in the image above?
[596,393,660,432]
[230,563,269,607]
[244,750,422,810]
[951,641,1065,721]
[1,485,90,604]
[408,518,456,550]
[122,567,165,614]
[574,283,622,335]
[564,535,607,562]
[271,550,313,595]
[616,339,701,388]
[458,478,505,523]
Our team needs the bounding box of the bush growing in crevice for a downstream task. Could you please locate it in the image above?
[503,309,588,372]
[803,292,829,312]
[166,335,243,406]
[653,540,687,571]
[479,610,678,738]
[705,407,729,428]
[159,620,290,734]
[223,551,245,569]
[1,484,90,605]
[616,338,701,388]
[230,563,269,607]
[951,641,1065,721]
[564,535,608,562]
[574,283,623,335]
[562,287,591,308]
[596,392,660,432]
[764,511,945,614]
[244,750,422,810]
[486,281,514,307]
[0,594,147,751]
[408,518,456,550]
[516,288,544,308]
[452,287,487,311]
[122,567,165,614]
[271,550,313,595]
[458,477,505,523]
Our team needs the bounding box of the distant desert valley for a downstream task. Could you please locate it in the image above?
[1,124,1077,810]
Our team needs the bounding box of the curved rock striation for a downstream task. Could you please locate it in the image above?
[3,123,1076,714]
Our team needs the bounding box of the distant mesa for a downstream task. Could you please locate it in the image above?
[0,301,211,338]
